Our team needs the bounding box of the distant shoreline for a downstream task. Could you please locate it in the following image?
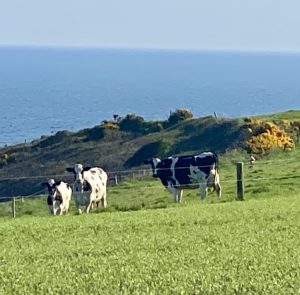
[1,44,300,56]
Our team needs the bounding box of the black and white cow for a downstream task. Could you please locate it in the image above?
[42,179,72,215]
[42,179,55,213]
[145,152,221,203]
[66,163,108,214]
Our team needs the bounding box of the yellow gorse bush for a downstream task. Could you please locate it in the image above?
[100,121,120,130]
[245,119,295,154]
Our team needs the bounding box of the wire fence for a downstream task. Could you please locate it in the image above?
[0,159,300,218]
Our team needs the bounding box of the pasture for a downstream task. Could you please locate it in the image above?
[0,145,300,294]
[1,197,300,294]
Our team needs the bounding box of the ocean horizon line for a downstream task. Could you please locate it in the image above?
[1,43,300,56]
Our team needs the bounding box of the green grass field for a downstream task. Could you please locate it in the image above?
[0,145,300,294]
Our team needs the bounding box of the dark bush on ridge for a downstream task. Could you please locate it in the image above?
[85,122,120,141]
[167,109,193,126]
[119,114,145,133]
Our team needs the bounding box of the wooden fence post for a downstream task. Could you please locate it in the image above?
[236,162,244,201]
[114,175,118,185]
[12,197,16,218]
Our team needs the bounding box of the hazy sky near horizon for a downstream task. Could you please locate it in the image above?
[1,0,299,51]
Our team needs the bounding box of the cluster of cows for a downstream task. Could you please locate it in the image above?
[42,164,107,215]
[42,152,221,215]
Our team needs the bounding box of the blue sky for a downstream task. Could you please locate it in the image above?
[1,0,299,51]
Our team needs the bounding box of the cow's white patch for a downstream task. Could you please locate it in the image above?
[170,157,179,186]
[196,152,213,159]
[152,158,161,176]
[188,165,206,183]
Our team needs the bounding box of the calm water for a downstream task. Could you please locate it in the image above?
[1,46,300,146]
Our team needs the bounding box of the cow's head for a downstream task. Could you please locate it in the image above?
[41,179,55,194]
[144,158,161,177]
[66,164,91,193]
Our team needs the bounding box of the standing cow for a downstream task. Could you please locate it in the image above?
[145,152,221,203]
[66,163,107,214]
[42,179,55,213]
[42,179,72,215]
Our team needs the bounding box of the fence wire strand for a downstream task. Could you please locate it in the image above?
[0,158,299,202]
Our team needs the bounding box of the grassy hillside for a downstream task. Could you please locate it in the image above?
[254,109,300,121]
[0,110,299,199]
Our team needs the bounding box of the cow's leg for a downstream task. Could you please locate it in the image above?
[53,201,58,215]
[59,204,64,215]
[215,182,222,198]
[177,189,183,203]
[86,196,93,213]
[167,182,179,203]
[215,174,222,198]
[101,192,107,208]
[64,202,69,214]
[74,195,82,214]
[174,190,179,203]
[199,183,207,200]
[86,202,92,213]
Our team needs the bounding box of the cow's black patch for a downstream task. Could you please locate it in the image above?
[156,158,173,186]
[83,180,92,191]
[83,167,92,172]
[53,180,62,187]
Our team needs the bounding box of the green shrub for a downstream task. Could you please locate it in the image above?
[84,126,104,141]
[142,121,164,134]
[85,122,120,142]
[119,114,145,133]
[167,108,193,126]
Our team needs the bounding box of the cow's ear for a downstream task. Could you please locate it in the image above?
[41,182,47,187]
[66,168,74,173]
[144,160,151,164]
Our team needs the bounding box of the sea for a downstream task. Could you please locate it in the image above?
[1,46,300,146]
